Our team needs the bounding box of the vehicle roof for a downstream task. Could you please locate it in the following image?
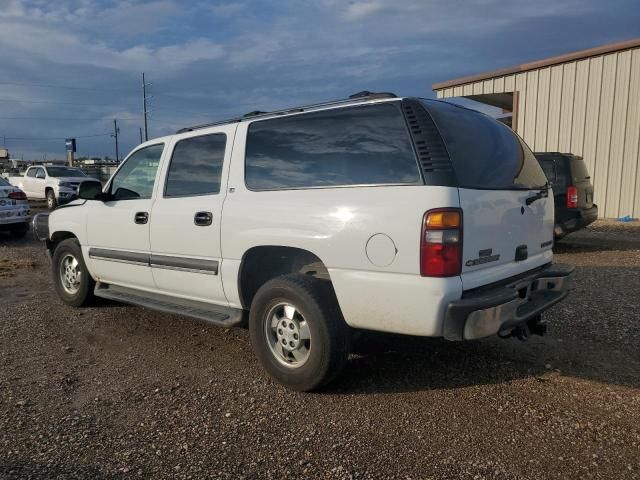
[175,91,405,134]
[133,93,477,150]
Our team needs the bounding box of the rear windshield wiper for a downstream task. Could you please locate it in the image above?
[525,182,550,206]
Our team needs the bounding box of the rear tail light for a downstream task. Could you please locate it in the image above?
[420,208,462,277]
[567,186,578,208]
[8,191,27,200]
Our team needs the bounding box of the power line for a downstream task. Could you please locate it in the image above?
[0,97,132,107]
[0,80,134,93]
[3,133,112,140]
[0,116,141,121]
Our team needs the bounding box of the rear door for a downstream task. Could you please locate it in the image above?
[149,125,236,304]
[423,100,554,290]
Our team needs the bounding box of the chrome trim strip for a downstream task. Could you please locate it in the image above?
[150,254,218,275]
[149,263,217,275]
[88,248,149,266]
[87,248,219,275]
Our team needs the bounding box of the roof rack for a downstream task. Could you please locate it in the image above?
[176,91,398,133]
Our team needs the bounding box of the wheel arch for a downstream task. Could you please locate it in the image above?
[237,245,333,310]
[46,231,78,255]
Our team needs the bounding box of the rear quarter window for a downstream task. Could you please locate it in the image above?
[423,100,548,190]
[245,103,420,190]
[539,160,556,183]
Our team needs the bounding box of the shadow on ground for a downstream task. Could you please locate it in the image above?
[329,263,640,395]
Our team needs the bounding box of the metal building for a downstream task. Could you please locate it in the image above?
[433,38,640,218]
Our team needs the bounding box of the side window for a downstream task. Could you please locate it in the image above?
[245,103,420,190]
[35,168,46,179]
[26,168,37,178]
[164,133,226,197]
[110,144,164,200]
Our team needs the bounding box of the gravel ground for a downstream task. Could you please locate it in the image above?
[1,221,639,480]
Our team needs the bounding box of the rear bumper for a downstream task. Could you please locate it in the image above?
[555,205,598,237]
[443,263,574,340]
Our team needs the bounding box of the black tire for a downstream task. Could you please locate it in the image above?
[51,238,95,307]
[9,223,29,238]
[46,189,57,210]
[249,274,350,391]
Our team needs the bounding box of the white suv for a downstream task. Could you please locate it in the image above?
[34,92,573,391]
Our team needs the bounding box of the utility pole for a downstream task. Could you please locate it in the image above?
[142,72,149,141]
[112,119,120,163]
[139,127,143,144]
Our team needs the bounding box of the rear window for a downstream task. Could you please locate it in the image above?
[423,100,548,190]
[47,167,86,178]
[570,158,590,181]
[245,103,420,190]
[0,177,9,186]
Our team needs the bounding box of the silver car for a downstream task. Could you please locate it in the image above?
[0,176,30,238]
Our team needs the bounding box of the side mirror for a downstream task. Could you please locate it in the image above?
[78,181,104,200]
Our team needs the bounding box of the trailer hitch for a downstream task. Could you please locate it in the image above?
[498,315,547,341]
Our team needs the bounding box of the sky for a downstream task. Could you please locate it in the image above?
[0,0,638,161]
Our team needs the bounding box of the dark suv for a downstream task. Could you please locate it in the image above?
[534,152,598,238]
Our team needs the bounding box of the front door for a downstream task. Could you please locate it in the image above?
[22,168,39,197]
[85,143,165,290]
[149,126,236,304]
[31,167,46,199]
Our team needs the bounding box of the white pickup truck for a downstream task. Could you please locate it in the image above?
[33,92,573,391]
[8,165,98,209]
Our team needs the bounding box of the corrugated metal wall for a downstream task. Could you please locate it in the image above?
[436,47,640,218]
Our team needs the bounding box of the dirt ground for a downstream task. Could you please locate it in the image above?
[0,221,639,479]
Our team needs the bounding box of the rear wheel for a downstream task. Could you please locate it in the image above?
[52,238,94,307]
[46,189,57,210]
[249,274,350,391]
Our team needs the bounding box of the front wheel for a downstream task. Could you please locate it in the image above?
[46,190,58,210]
[52,238,95,307]
[249,274,350,391]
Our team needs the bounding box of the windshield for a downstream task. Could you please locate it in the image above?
[422,100,548,190]
[47,167,86,178]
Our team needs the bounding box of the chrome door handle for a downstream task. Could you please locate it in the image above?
[134,212,149,224]
[194,211,213,226]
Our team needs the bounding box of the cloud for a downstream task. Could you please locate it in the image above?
[0,0,636,159]
[343,1,385,20]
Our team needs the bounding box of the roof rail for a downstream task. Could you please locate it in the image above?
[349,90,397,100]
[176,90,399,133]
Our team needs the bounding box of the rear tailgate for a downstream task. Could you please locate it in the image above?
[421,99,554,291]
[570,156,594,209]
[458,188,553,290]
